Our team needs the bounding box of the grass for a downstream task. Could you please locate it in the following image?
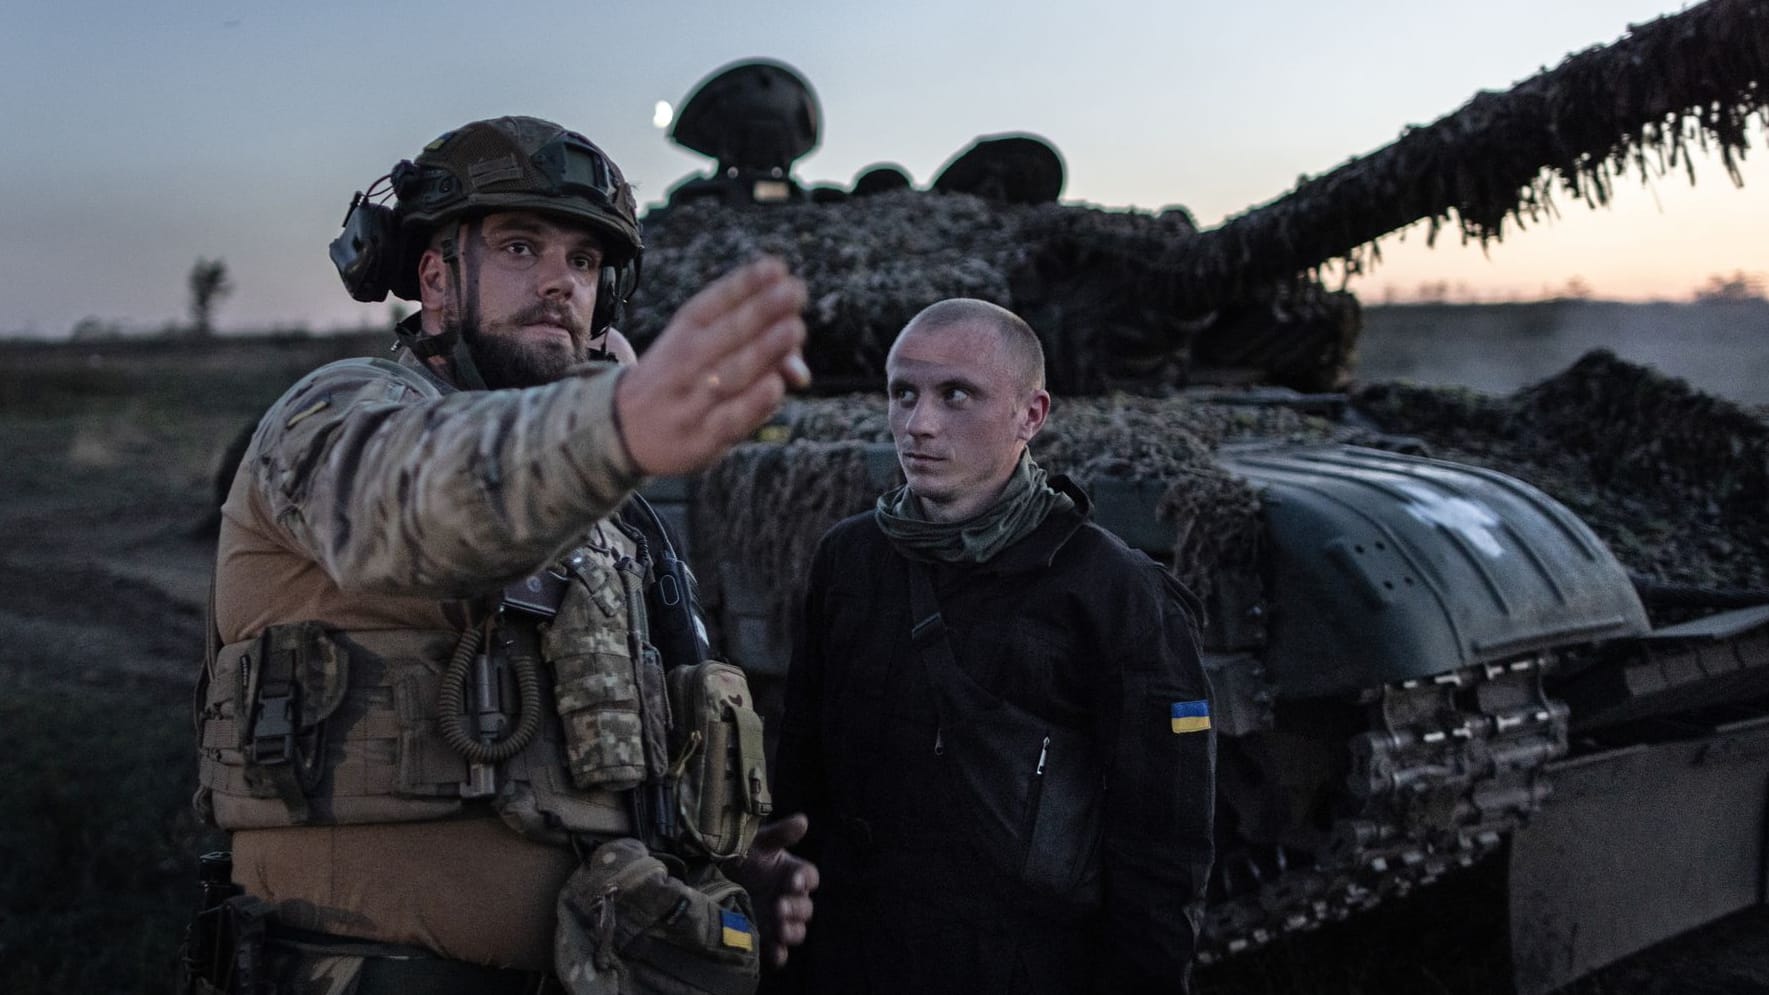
[0,330,381,994]
[0,669,223,994]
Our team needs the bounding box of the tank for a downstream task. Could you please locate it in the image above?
[630,4,1769,991]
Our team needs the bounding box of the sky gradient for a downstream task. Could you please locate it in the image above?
[3,0,1764,337]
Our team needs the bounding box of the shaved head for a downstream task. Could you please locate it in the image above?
[885,298,1052,522]
[896,298,1045,392]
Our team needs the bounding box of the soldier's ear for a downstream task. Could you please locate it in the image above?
[1019,389,1051,442]
[417,249,451,309]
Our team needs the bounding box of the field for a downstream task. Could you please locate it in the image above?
[0,332,376,992]
[0,311,1764,992]
[1359,298,1769,408]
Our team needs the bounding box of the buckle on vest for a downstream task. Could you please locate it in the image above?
[249,682,299,766]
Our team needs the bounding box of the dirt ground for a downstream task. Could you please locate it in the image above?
[1,328,1764,993]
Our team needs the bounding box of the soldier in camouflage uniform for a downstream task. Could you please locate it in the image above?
[188,116,816,994]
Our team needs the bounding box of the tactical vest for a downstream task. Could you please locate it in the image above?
[197,519,772,856]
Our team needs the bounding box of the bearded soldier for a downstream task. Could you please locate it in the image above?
[186,116,816,994]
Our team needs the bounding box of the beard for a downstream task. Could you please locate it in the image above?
[451,302,591,389]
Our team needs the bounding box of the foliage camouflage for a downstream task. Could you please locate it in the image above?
[692,349,1769,641]
[627,0,1768,396]
[626,191,1251,394]
[1353,349,1769,599]
[1155,0,1769,312]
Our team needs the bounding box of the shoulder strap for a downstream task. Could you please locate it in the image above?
[621,495,710,668]
[907,562,1040,724]
[194,573,222,741]
[907,562,959,682]
[907,561,975,743]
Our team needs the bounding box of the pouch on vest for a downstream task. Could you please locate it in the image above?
[234,622,351,824]
[555,837,761,995]
[544,558,649,792]
[665,662,771,861]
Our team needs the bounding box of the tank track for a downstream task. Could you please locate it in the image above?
[1200,655,1568,961]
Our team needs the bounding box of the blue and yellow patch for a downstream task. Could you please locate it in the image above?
[1170,699,1211,734]
[720,909,755,952]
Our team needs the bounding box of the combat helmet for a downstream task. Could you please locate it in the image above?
[331,116,643,333]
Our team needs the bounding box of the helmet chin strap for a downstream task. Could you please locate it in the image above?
[444,219,491,391]
[393,219,491,391]
[585,330,613,364]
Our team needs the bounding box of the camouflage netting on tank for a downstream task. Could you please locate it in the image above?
[622,4,1767,396]
[1152,0,1769,313]
[694,350,1769,645]
[693,394,1350,639]
[623,191,1212,392]
[1351,350,1769,601]
[691,440,883,649]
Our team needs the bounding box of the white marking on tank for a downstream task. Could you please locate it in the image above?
[1394,482,1505,558]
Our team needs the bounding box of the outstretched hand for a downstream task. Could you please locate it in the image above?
[614,257,810,476]
[730,813,820,968]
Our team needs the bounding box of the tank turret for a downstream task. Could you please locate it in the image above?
[631,0,1767,394]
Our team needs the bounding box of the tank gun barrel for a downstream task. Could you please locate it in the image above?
[1152,0,1769,314]
[632,8,1765,393]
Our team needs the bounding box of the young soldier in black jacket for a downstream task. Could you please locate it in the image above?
[770,299,1215,994]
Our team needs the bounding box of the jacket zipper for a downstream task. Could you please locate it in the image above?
[1022,735,1051,856]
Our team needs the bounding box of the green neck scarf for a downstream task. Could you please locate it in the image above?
[875,451,1075,564]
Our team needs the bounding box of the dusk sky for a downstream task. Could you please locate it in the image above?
[3,0,1764,337]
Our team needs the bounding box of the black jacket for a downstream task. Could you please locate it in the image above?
[770,479,1215,995]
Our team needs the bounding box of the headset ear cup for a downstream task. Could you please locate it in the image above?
[593,263,638,334]
[387,243,422,303]
[328,200,405,303]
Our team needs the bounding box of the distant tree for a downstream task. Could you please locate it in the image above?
[187,258,233,337]
[69,316,120,341]
[1560,276,1592,301]
[1695,270,1766,303]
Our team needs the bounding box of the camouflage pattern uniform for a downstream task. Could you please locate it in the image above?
[203,347,642,980]
[191,115,787,995]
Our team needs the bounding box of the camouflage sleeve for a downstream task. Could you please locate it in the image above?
[246,357,643,597]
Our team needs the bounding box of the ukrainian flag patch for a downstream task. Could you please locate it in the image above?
[719,909,755,952]
[1171,699,1211,734]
